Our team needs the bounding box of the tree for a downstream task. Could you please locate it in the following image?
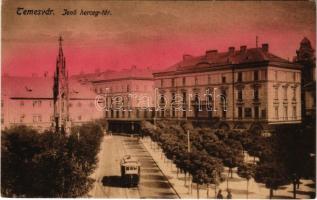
[255,161,290,198]
[1,123,103,197]
[237,163,255,199]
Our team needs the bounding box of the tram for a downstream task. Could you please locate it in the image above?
[120,155,141,187]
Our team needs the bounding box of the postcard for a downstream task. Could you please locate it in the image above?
[1,0,316,199]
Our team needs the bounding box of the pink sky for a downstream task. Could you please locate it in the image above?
[2,1,316,77]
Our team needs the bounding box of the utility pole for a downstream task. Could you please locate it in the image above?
[187,130,191,194]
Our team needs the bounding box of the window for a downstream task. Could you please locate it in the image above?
[1,114,4,124]
[32,115,41,122]
[237,72,242,82]
[208,75,211,84]
[293,72,296,82]
[161,79,164,87]
[171,78,175,87]
[222,76,226,83]
[127,84,130,92]
[20,101,24,106]
[284,106,288,120]
[1,100,3,107]
[254,106,259,119]
[275,107,279,119]
[275,71,278,81]
[222,109,226,119]
[254,88,259,100]
[144,110,148,118]
[261,109,266,118]
[274,87,278,99]
[183,77,186,86]
[244,108,252,118]
[78,115,82,121]
[90,102,94,107]
[254,70,259,81]
[292,106,296,119]
[284,87,288,100]
[293,87,296,100]
[195,76,198,85]
[77,102,82,107]
[136,109,140,118]
[20,114,25,123]
[238,89,243,101]
[238,107,243,119]
[33,100,41,107]
[116,110,119,118]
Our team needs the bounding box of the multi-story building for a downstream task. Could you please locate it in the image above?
[153,43,302,133]
[1,37,103,132]
[1,75,103,131]
[73,66,155,133]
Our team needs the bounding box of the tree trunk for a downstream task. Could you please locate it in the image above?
[215,184,217,198]
[246,180,249,199]
[269,188,273,199]
[184,172,187,186]
[293,182,297,199]
[227,170,230,190]
[207,184,209,198]
[230,168,233,178]
[176,168,179,178]
[197,183,199,199]
[188,174,191,194]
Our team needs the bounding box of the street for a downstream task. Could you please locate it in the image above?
[88,134,178,198]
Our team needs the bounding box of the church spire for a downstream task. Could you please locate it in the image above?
[53,35,70,135]
[58,36,64,58]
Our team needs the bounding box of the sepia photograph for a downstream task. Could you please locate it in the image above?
[1,0,316,199]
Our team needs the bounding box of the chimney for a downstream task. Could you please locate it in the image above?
[262,43,269,52]
[240,45,247,52]
[206,49,218,57]
[183,54,193,61]
[228,46,235,53]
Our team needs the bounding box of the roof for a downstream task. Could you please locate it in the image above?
[2,76,97,99]
[73,66,154,83]
[155,46,299,76]
[120,155,140,166]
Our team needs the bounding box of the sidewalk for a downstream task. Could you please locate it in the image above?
[141,137,315,199]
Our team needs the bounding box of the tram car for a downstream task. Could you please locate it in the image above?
[120,155,141,187]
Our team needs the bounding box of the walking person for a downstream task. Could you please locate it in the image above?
[227,189,232,199]
[217,189,223,199]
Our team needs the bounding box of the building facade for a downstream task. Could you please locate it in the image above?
[1,75,103,131]
[1,37,103,132]
[73,66,155,133]
[153,43,302,133]
[294,37,316,121]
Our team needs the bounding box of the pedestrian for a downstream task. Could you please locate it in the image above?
[217,189,223,199]
[227,189,232,199]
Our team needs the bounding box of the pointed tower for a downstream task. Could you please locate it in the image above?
[295,37,316,83]
[53,36,71,134]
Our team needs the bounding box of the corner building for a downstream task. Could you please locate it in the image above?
[153,44,302,133]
